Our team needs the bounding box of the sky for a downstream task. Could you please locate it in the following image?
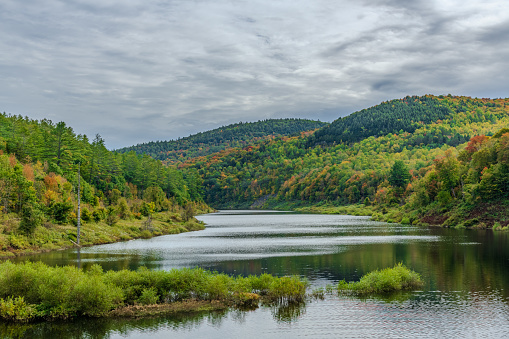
[1,0,508,149]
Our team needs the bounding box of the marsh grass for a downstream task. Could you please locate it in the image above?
[0,261,307,322]
[337,263,423,295]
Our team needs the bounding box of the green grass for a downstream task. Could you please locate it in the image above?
[0,211,206,259]
[0,261,307,322]
[337,263,423,295]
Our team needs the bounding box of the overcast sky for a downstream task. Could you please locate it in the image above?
[1,0,508,149]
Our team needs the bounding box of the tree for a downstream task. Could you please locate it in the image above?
[388,160,411,189]
[434,150,461,198]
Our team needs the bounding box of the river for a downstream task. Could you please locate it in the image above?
[2,210,509,338]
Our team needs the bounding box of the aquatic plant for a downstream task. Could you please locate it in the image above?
[337,263,423,295]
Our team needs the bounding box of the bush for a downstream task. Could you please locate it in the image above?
[140,230,152,239]
[337,263,423,295]
[50,201,73,224]
[106,206,119,226]
[0,296,38,322]
[400,217,411,224]
[19,203,43,234]
[92,208,106,222]
[117,198,131,220]
[0,262,309,322]
[81,207,92,222]
[137,288,159,305]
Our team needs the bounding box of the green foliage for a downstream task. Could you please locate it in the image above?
[92,208,106,222]
[308,95,454,146]
[0,297,38,322]
[105,206,119,226]
[18,203,43,235]
[186,96,509,219]
[0,112,205,237]
[117,198,131,220]
[81,207,92,222]
[337,263,423,294]
[116,118,327,164]
[389,160,411,189]
[0,261,310,322]
[0,261,308,322]
[50,201,73,224]
[137,288,159,305]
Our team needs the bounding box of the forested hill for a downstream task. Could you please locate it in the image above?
[0,112,204,237]
[187,95,509,230]
[307,95,503,147]
[116,118,327,164]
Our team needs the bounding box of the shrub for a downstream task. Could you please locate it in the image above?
[50,201,73,224]
[92,208,106,222]
[117,198,131,220]
[19,203,43,234]
[400,217,411,224]
[81,207,92,222]
[0,297,38,322]
[337,263,423,295]
[0,262,309,322]
[140,230,152,239]
[137,288,159,305]
[106,206,118,226]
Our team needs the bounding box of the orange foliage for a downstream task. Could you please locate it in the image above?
[44,190,58,205]
[8,154,16,167]
[44,174,59,191]
[465,135,488,154]
[23,164,35,182]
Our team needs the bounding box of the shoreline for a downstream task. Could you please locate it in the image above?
[0,210,209,260]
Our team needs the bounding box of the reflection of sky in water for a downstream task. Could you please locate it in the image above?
[79,213,440,269]
[5,211,509,339]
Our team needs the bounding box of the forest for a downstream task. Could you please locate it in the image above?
[182,95,509,228]
[0,113,206,257]
[116,118,327,164]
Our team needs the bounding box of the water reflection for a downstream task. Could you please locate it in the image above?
[3,291,508,339]
[3,211,509,338]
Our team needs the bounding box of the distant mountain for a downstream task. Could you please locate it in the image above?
[116,118,328,163]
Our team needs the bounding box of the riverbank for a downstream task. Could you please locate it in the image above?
[0,207,214,259]
[277,200,509,230]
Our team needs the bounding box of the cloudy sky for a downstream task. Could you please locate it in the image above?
[1,0,508,149]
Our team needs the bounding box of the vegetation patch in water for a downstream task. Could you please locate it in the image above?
[337,263,423,295]
[0,261,307,322]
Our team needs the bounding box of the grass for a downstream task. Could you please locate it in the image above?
[337,263,423,295]
[0,211,206,259]
[0,261,308,322]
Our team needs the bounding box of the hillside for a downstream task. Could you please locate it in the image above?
[186,95,509,228]
[0,113,208,257]
[116,118,327,164]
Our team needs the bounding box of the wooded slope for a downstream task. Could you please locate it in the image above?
[117,118,327,164]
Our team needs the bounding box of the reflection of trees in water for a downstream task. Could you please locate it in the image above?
[0,302,310,339]
[0,309,229,339]
[267,301,307,323]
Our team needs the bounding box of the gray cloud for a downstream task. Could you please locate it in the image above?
[0,0,508,149]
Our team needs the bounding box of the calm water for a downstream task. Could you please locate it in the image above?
[3,210,509,338]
